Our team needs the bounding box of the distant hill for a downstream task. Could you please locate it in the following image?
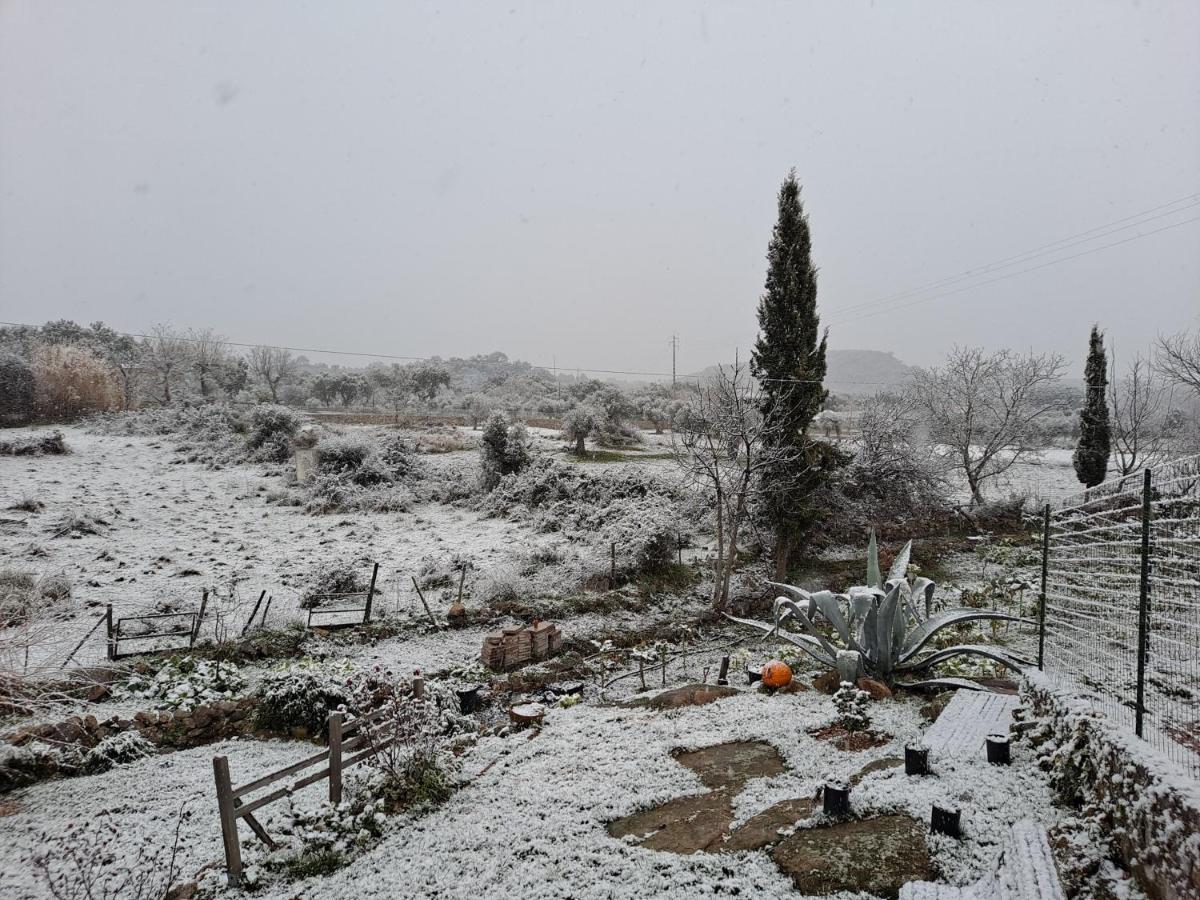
[826,349,916,394]
[691,350,916,395]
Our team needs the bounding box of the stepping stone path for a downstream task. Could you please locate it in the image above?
[922,691,1019,758]
[606,741,931,896]
[772,814,930,900]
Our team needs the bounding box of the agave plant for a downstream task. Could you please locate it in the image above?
[728,532,1033,692]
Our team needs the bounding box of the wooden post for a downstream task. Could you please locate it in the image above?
[413,676,425,699]
[638,658,646,691]
[1037,504,1050,670]
[192,590,209,647]
[213,756,243,885]
[457,566,466,604]
[328,713,343,805]
[1135,468,1153,739]
[241,591,267,637]
[61,609,109,670]
[410,577,438,629]
[105,604,115,661]
[260,596,272,626]
[660,653,667,687]
[717,655,730,686]
[363,563,379,625]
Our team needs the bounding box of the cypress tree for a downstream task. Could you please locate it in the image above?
[751,171,829,578]
[1073,325,1110,487]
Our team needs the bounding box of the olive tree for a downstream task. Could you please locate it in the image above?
[911,346,1066,506]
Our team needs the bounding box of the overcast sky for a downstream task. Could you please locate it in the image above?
[2,1,1198,377]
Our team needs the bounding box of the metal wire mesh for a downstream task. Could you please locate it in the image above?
[1043,454,1200,778]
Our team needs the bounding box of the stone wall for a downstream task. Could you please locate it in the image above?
[1019,672,1200,900]
[6,698,263,752]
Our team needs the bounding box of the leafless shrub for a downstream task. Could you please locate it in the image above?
[28,804,188,900]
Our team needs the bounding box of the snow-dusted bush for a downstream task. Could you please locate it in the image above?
[0,352,35,425]
[0,741,84,793]
[83,731,155,774]
[479,457,686,580]
[479,413,533,490]
[115,656,245,711]
[246,403,301,462]
[255,659,356,735]
[832,681,871,731]
[279,789,385,858]
[302,431,423,513]
[299,560,368,609]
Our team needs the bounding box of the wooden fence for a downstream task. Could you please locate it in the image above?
[212,676,422,885]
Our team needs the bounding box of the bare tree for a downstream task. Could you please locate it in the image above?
[142,324,190,404]
[248,344,298,403]
[185,327,228,400]
[1155,329,1200,400]
[672,358,798,610]
[1109,355,1178,476]
[911,347,1066,506]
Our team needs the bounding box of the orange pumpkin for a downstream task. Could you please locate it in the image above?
[762,660,793,689]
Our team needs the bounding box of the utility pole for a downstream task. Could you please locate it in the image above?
[669,334,678,387]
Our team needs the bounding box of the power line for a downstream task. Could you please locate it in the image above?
[830,192,1200,320]
[829,213,1200,325]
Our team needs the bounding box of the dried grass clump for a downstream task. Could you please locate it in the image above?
[0,431,69,456]
[0,569,72,628]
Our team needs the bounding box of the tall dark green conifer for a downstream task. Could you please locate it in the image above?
[751,171,829,578]
[1073,325,1110,487]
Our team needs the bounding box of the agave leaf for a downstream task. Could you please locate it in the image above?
[897,644,1033,674]
[887,540,913,583]
[847,588,875,630]
[861,596,879,662]
[773,597,842,663]
[811,591,860,652]
[875,583,901,678]
[893,677,991,692]
[721,613,836,667]
[765,581,814,618]
[911,577,936,620]
[898,610,1034,663]
[866,530,881,590]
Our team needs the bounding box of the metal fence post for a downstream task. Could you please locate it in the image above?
[363,562,379,625]
[105,604,116,661]
[1135,467,1153,739]
[1037,503,1050,670]
[328,712,343,805]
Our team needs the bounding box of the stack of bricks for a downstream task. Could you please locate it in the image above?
[481,621,563,671]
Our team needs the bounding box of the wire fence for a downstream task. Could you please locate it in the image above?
[1040,454,1200,779]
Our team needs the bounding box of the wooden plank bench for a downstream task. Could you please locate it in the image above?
[900,820,1065,900]
[922,690,1019,758]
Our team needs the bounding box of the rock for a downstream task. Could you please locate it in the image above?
[857,677,893,701]
[849,756,904,786]
[621,683,739,710]
[606,788,734,854]
[770,814,930,899]
[86,684,111,703]
[718,798,815,853]
[813,669,841,694]
[672,741,786,791]
[778,679,809,693]
[165,881,198,900]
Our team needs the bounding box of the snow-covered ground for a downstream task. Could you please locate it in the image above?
[1,685,1060,900]
[0,427,578,669]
